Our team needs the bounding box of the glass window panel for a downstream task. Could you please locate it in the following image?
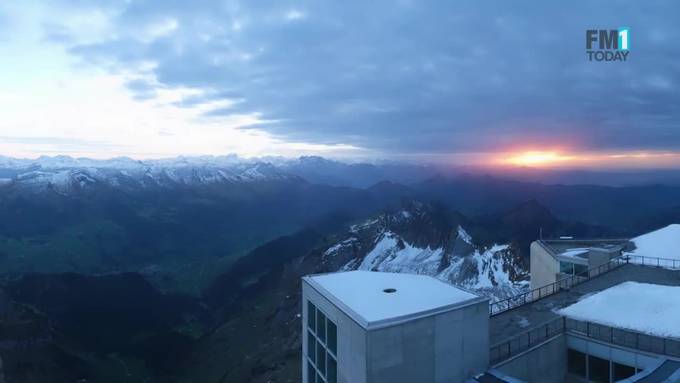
[316,339,326,375]
[307,359,316,383]
[574,263,588,276]
[327,354,337,383]
[317,310,327,343]
[327,320,337,355]
[613,362,636,381]
[307,331,316,364]
[307,301,316,332]
[560,261,573,275]
[588,354,610,383]
[567,349,586,378]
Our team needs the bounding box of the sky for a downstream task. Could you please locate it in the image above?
[1,1,679,168]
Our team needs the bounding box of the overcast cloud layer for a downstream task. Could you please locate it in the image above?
[2,1,680,160]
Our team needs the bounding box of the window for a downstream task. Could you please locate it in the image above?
[317,310,327,343]
[573,263,588,276]
[588,354,610,383]
[327,357,337,383]
[560,261,588,276]
[308,301,316,332]
[613,362,636,381]
[567,349,586,379]
[307,330,316,364]
[305,300,337,383]
[316,340,326,375]
[327,321,337,355]
[307,361,316,382]
[560,261,574,275]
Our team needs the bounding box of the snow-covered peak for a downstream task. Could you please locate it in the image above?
[0,154,301,193]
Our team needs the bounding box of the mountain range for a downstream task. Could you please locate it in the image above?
[0,154,679,381]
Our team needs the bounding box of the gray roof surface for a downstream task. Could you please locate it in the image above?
[539,239,630,257]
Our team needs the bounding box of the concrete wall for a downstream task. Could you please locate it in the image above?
[365,300,489,383]
[496,334,567,383]
[302,281,368,383]
[530,241,559,291]
[587,248,620,272]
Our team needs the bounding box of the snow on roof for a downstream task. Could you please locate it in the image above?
[305,271,481,328]
[559,248,589,259]
[559,282,680,338]
[628,224,680,262]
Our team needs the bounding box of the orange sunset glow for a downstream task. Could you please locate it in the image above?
[505,151,573,167]
[497,150,680,169]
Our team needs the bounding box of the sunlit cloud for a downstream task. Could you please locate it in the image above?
[504,151,575,167]
[497,150,680,169]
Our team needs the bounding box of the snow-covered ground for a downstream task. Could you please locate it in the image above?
[558,281,680,338]
[626,224,680,268]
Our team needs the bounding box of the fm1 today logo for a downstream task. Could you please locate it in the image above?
[586,28,629,62]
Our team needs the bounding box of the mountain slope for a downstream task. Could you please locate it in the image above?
[319,202,528,301]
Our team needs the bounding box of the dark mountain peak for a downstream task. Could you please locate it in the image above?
[501,199,558,228]
[351,199,468,249]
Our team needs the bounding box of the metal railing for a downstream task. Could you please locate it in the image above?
[625,254,680,269]
[490,256,627,316]
[565,318,680,358]
[490,316,680,366]
[489,317,565,365]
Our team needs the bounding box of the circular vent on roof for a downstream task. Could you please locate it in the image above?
[383,288,397,293]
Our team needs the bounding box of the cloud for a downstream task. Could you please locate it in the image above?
[15,1,680,157]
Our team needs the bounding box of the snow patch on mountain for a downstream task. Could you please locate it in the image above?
[335,215,528,301]
[457,225,473,244]
[324,238,358,258]
[358,232,444,275]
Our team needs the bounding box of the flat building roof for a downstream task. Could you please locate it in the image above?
[558,281,680,338]
[304,271,484,329]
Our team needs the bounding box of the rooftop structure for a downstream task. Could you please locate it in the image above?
[530,238,630,290]
[306,270,479,328]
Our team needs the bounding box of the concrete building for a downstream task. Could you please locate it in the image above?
[529,239,629,290]
[302,233,680,382]
[301,271,489,383]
